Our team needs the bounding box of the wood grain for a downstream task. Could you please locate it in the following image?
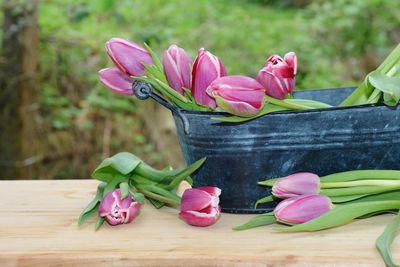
[0,180,398,267]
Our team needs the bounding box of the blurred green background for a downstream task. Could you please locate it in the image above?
[0,0,399,179]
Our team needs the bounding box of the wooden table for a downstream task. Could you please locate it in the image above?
[1,180,399,266]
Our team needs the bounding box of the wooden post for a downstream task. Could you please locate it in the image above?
[0,0,40,179]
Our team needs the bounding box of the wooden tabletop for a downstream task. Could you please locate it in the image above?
[1,180,399,266]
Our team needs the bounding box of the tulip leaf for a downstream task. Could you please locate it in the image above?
[148,198,166,209]
[329,194,368,203]
[95,217,105,231]
[120,182,130,199]
[258,178,280,187]
[143,42,163,72]
[320,170,400,183]
[376,211,400,267]
[212,104,288,122]
[274,200,400,232]
[369,71,400,106]
[78,203,100,227]
[321,185,400,197]
[166,157,207,189]
[78,182,106,226]
[103,176,128,197]
[233,212,276,231]
[132,192,145,203]
[350,191,400,203]
[254,195,274,208]
[92,152,142,182]
[285,99,332,109]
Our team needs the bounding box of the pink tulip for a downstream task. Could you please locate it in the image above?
[206,75,265,117]
[162,45,192,95]
[272,172,320,199]
[191,48,227,108]
[257,52,297,99]
[106,37,153,76]
[274,194,333,225]
[179,186,222,227]
[98,67,133,96]
[99,189,141,226]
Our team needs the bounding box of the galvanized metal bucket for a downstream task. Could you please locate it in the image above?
[134,83,400,214]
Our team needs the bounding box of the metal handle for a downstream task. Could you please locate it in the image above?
[133,81,190,134]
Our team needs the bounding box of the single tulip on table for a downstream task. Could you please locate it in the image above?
[99,189,142,226]
[179,186,222,227]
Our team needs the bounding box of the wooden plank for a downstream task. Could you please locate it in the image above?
[0,180,398,266]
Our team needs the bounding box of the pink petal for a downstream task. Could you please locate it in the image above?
[98,67,133,96]
[284,52,298,75]
[179,206,220,227]
[215,96,263,117]
[197,186,221,198]
[106,38,152,76]
[124,202,141,224]
[274,195,332,225]
[98,191,116,216]
[180,188,213,212]
[257,69,287,100]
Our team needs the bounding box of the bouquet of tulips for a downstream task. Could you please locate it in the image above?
[98,38,337,120]
[79,152,222,230]
[234,170,400,267]
[99,37,400,120]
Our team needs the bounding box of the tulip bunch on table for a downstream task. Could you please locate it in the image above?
[79,152,221,230]
[98,37,332,119]
[235,170,400,267]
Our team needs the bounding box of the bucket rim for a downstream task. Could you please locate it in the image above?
[174,86,393,117]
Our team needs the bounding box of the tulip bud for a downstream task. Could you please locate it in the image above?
[106,38,153,76]
[179,186,222,227]
[98,67,133,96]
[162,45,192,95]
[257,52,297,99]
[99,189,141,226]
[272,172,320,199]
[191,48,227,108]
[274,194,333,225]
[206,75,265,117]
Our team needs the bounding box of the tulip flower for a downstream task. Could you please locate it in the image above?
[98,67,133,96]
[274,194,333,225]
[272,172,320,199]
[179,186,222,227]
[106,37,153,76]
[99,189,141,226]
[206,75,265,117]
[162,45,192,95]
[191,48,227,108]
[257,52,297,100]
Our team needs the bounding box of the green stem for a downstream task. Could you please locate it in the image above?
[320,170,400,183]
[139,189,180,207]
[322,180,400,188]
[321,185,400,197]
[265,95,309,110]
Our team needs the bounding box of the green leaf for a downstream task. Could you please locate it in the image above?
[166,157,207,189]
[92,152,142,182]
[78,203,99,227]
[233,212,276,231]
[254,195,274,208]
[348,191,400,204]
[320,170,400,183]
[321,185,400,197]
[132,192,145,203]
[212,104,288,122]
[148,198,165,209]
[285,99,332,108]
[369,71,400,105]
[78,182,106,226]
[143,42,163,72]
[120,182,130,199]
[329,194,368,203]
[103,176,128,197]
[95,217,105,231]
[274,201,400,232]
[258,178,280,187]
[376,211,400,267]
